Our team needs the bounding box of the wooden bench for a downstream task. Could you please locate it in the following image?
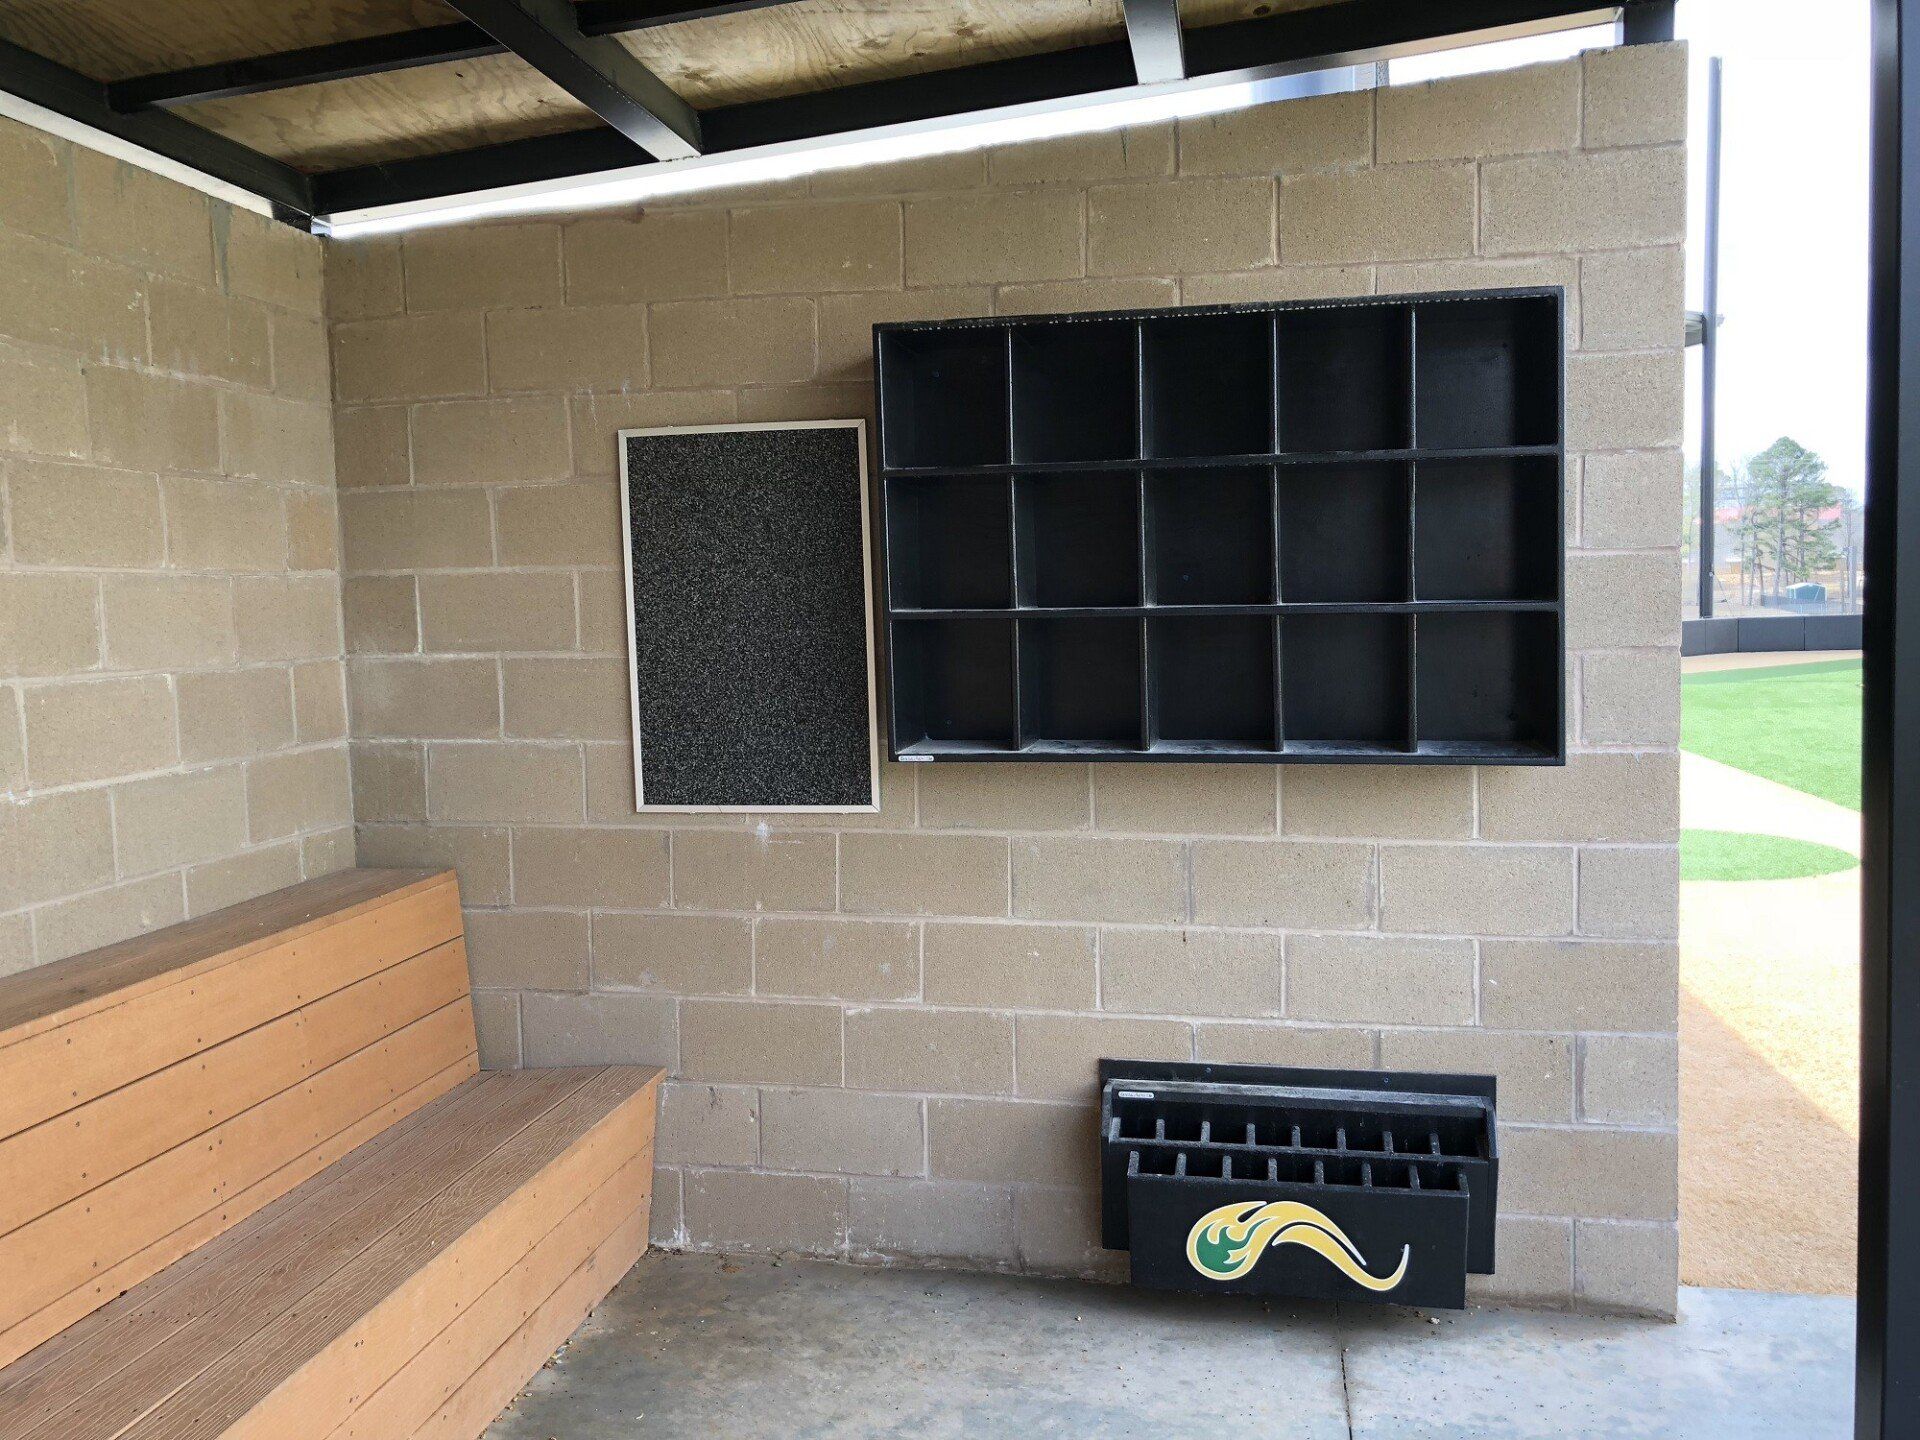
[0,868,661,1440]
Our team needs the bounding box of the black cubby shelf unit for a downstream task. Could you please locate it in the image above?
[873,288,1567,766]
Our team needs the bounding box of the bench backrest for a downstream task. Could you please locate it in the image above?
[0,868,474,1368]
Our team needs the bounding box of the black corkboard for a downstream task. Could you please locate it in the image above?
[619,422,878,811]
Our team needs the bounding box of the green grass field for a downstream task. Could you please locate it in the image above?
[1680,659,1864,812]
[1679,828,1858,883]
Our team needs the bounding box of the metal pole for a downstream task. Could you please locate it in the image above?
[1699,56,1723,619]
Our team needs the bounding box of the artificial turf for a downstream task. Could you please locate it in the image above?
[1679,828,1858,882]
[1680,659,1863,812]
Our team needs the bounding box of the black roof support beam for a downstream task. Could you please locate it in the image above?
[1123,0,1188,85]
[1619,0,1676,44]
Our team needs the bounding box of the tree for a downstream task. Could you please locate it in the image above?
[1738,437,1845,599]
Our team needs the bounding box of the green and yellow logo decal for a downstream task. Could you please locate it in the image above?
[1186,1200,1410,1292]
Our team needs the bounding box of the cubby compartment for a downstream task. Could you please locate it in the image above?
[1146,467,1275,605]
[1018,617,1143,750]
[1414,456,1560,602]
[1283,614,1412,751]
[890,618,1017,753]
[1011,319,1140,462]
[1141,311,1275,459]
[1015,471,1142,608]
[1148,616,1278,752]
[1413,295,1560,450]
[1415,611,1560,757]
[1278,463,1410,603]
[884,475,1011,610]
[877,325,1010,468]
[1276,303,1411,453]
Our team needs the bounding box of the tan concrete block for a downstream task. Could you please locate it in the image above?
[1578,846,1680,941]
[403,223,561,312]
[996,277,1180,314]
[1287,933,1476,1025]
[1282,766,1473,839]
[574,570,628,655]
[1582,448,1684,550]
[333,405,410,489]
[594,910,752,994]
[1014,1185,1126,1279]
[33,873,185,965]
[0,572,99,678]
[649,297,816,389]
[922,921,1094,1010]
[682,997,841,1086]
[567,390,736,476]
[487,304,648,393]
[350,741,426,824]
[1177,89,1369,175]
[343,576,418,655]
[427,741,582,823]
[845,1007,1013,1096]
[1574,1218,1678,1317]
[470,990,520,1070]
[354,822,511,905]
[0,915,27,980]
[918,762,1089,832]
[0,233,147,361]
[1013,836,1184,924]
[1090,766,1275,835]
[163,475,289,573]
[731,201,902,295]
[521,989,676,1067]
[0,689,21,794]
[270,312,332,402]
[1180,265,1374,306]
[1376,255,1580,340]
[332,313,486,403]
[185,840,303,917]
[22,675,176,787]
[1280,164,1476,264]
[1194,1021,1376,1069]
[247,744,349,841]
[1480,752,1679,843]
[841,832,1008,917]
[1100,928,1280,1018]
[220,208,324,314]
[669,829,836,913]
[810,150,984,197]
[1380,1028,1575,1123]
[905,189,1083,287]
[764,1087,924,1177]
[0,123,69,240]
[411,397,570,486]
[148,280,270,388]
[232,575,341,663]
[502,656,630,741]
[1190,839,1374,928]
[1469,1214,1572,1307]
[1481,147,1686,256]
[511,825,669,908]
[1089,177,1273,276]
[564,209,729,304]
[74,149,211,283]
[109,768,245,879]
[733,384,873,424]
[1581,1033,1677,1126]
[292,661,347,744]
[1483,937,1677,1033]
[1015,1013,1189,1102]
[1566,551,1683,650]
[683,1169,846,1255]
[1585,42,1688,148]
[927,1098,1098,1188]
[658,1082,759,1166]
[649,1168,682,1246]
[1,788,115,907]
[325,237,403,322]
[754,912,922,1008]
[463,907,589,990]
[1581,248,1685,352]
[815,286,990,381]
[1500,1124,1677,1221]
[990,126,1172,186]
[1567,351,1684,451]
[339,490,494,572]
[849,1179,1014,1262]
[85,365,219,474]
[1378,58,1579,162]
[1379,843,1575,937]
[285,491,341,573]
[0,344,88,460]
[178,667,294,763]
[101,574,234,670]
[300,824,356,879]
[494,482,619,567]
[417,571,574,655]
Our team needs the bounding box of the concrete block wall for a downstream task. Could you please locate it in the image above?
[315,42,1685,1313]
[0,120,353,970]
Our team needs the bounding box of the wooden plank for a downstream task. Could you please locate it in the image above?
[0,999,476,1340]
[0,876,461,1142]
[124,1069,660,1440]
[4,1069,599,1440]
[0,939,471,1239]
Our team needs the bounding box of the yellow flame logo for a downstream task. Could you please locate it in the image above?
[1186,1200,1410,1291]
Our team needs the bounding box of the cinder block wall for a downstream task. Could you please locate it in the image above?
[0,123,352,969]
[328,44,1686,1313]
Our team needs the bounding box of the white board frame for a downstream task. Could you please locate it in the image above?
[617,419,882,814]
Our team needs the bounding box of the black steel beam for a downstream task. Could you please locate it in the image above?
[1123,0,1187,84]
[110,2,800,112]
[1619,0,1676,45]
[0,37,314,219]
[315,0,1622,216]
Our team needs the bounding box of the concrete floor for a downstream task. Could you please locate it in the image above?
[485,1254,1853,1439]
